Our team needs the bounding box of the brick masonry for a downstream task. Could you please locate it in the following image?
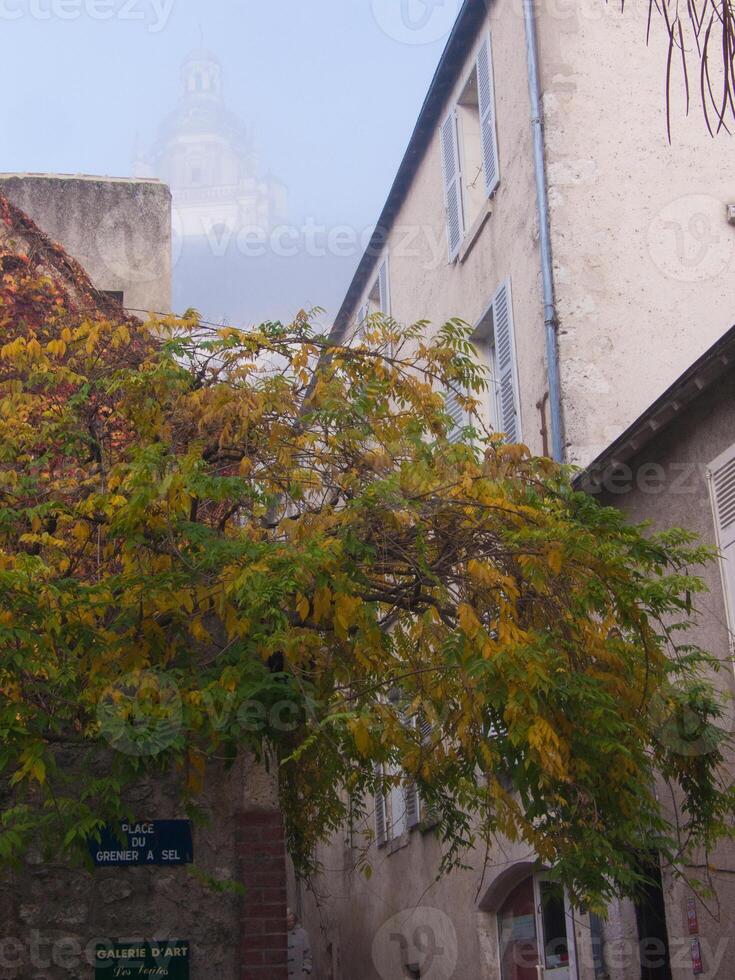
[237,809,288,980]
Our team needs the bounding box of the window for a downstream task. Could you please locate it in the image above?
[476,279,521,443]
[444,279,521,444]
[440,34,500,261]
[374,693,424,847]
[191,166,203,185]
[374,762,414,846]
[355,257,390,338]
[707,442,735,647]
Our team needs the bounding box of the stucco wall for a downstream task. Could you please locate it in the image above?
[301,812,612,980]
[537,2,735,465]
[598,374,735,980]
[308,4,735,976]
[0,174,172,316]
[350,1,550,457]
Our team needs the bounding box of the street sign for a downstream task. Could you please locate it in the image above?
[89,821,193,867]
[95,941,189,979]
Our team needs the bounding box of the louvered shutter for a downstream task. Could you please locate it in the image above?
[416,714,439,829]
[404,779,420,829]
[378,259,391,315]
[374,764,388,847]
[492,280,521,443]
[707,444,735,642]
[476,36,500,197]
[444,387,466,443]
[440,110,464,261]
[355,303,369,340]
[398,705,421,830]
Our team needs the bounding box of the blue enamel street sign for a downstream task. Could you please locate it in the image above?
[89,820,193,867]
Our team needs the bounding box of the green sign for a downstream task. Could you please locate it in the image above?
[94,941,189,978]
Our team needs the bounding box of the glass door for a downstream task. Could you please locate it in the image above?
[497,876,541,980]
[533,876,576,979]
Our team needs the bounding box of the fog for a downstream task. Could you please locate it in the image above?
[1,0,463,325]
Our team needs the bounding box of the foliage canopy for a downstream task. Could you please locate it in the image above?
[0,263,733,906]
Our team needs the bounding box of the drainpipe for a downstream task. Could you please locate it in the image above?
[523,0,565,463]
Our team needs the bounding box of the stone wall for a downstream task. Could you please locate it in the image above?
[0,757,287,980]
[0,174,172,316]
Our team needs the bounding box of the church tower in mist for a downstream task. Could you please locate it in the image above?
[135,49,287,243]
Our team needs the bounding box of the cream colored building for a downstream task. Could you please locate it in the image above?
[331,0,734,469]
[300,1,735,978]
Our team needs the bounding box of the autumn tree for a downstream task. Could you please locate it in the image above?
[0,256,733,907]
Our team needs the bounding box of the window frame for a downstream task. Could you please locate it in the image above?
[439,31,500,263]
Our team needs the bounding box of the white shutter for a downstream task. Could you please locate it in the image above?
[492,280,522,443]
[374,764,388,847]
[416,713,439,829]
[440,110,464,261]
[443,387,467,443]
[400,705,421,829]
[355,302,369,340]
[378,258,390,315]
[476,36,500,197]
[707,444,735,643]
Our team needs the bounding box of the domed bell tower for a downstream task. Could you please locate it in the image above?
[181,50,223,99]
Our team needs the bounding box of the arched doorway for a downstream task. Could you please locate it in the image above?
[495,873,577,980]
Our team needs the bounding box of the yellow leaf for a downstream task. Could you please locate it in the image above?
[334,594,362,632]
[296,593,310,622]
[312,586,332,624]
[458,603,481,639]
[350,716,372,756]
[31,759,46,785]
[547,547,563,575]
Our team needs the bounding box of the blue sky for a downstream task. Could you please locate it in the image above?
[1,1,459,244]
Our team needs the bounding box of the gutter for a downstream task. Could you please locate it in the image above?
[522,0,565,462]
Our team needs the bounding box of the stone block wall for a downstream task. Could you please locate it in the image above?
[0,759,287,980]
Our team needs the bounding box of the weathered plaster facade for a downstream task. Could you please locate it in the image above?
[310,1,735,977]
[0,173,172,316]
[593,358,735,980]
[336,0,735,467]
[538,1,735,464]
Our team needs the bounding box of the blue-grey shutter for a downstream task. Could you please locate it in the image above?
[477,36,500,197]
[493,280,521,443]
[378,259,391,315]
[440,110,464,261]
[707,444,735,642]
[404,779,420,829]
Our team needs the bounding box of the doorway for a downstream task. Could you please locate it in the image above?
[634,859,673,980]
[497,874,577,980]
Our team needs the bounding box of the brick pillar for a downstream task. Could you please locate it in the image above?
[237,808,289,980]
